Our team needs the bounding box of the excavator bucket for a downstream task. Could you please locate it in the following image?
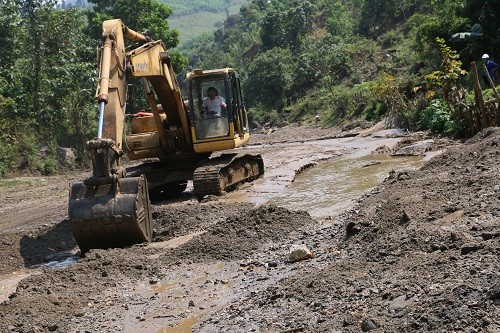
[69,175,153,254]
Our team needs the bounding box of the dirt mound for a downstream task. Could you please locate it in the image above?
[158,205,316,263]
[0,221,76,274]
[196,128,500,332]
[152,202,255,241]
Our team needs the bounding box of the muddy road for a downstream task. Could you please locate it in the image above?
[0,123,498,333]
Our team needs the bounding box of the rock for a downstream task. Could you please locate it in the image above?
[393,139,434,156]
[57,147,76,165]
[289,245,313,262]
[460,245,482,255]
[47,324,58,332]
[361,318,379,331]
[267,261,278,268]
[346,222,360,235]
[342,314,357,327]
[481,232,498,241]
[399,210,411,225]
[389,295,409,314]
[487,285,500,300]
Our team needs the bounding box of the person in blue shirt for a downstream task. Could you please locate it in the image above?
[481,54,500,86]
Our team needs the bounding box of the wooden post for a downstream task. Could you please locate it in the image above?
[482,63,500,103]
[471,62,486,131]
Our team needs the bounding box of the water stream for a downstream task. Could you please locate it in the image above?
[268,153,424,219]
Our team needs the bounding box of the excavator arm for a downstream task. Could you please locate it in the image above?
[69,20,154,254]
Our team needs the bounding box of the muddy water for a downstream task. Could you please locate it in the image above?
[228,133,428,219]
[268,154,424,219]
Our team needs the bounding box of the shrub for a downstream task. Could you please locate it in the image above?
[418,99,454,134]
[363,100,387,121]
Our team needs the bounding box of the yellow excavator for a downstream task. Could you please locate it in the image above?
[68,19,264,254]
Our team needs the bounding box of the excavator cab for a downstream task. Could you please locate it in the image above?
[187,69,251,153]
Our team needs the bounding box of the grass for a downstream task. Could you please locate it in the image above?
[0,178,46,188]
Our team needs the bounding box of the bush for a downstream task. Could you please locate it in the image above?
[248,105,280,126]
[323,85,371,126]
[418,99,454,134]
[363,100,387,121]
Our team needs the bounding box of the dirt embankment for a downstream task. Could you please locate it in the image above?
[0,124,498,333]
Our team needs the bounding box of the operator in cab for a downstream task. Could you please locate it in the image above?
[202,87,226,117]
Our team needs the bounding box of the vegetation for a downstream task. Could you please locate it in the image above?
[0,0,498,177]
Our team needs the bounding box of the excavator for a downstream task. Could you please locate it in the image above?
[68,19,264,254]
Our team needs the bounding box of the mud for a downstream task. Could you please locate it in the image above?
[0,122,498,333]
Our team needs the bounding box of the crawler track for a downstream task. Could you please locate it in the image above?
[193,153,264,197]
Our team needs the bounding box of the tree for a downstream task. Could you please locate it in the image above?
[359,0,429,38]
[0,0,20,80]
[86,0,179,48]
[243,48,293,110]
[0,1,98,172]
[260,1,317,51]
[325,0,355,39]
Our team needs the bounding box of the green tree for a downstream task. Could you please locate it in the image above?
[86,0,179,48]
[12,3,95,140]
[0,0,20,80]
[0,1,98,171]
[243,47,293,110]
[260,1,317,51]
[324,0,355,39]
[359,0,429,38]
[86,0,187,72]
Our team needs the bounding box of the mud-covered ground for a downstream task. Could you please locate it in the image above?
[0,122,498,333]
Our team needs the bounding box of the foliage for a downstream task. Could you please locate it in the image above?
[322,84,372,126]
[424,38,467,109]
[358,0,428,38]
[158,0,249,17]
[363,73,411,128]
[243,48,293,110]
[418,99,455,134]
[260,1,317,51]
[248,106,280,127]
[86,0,180,49]
[363,100,387,122]
[423,37,473,137]
[324,0,356,39]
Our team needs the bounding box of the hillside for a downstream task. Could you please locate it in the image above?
[162,0,251,44]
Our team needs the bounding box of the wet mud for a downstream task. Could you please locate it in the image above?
[0,123,498,333]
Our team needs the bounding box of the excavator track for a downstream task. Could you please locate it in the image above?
[193,153,264,197]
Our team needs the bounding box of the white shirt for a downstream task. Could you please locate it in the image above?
[202,96,226,115]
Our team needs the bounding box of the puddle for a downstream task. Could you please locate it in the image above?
[268,154,424,219]
[35,251,80,269]
[156,315,201,333]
